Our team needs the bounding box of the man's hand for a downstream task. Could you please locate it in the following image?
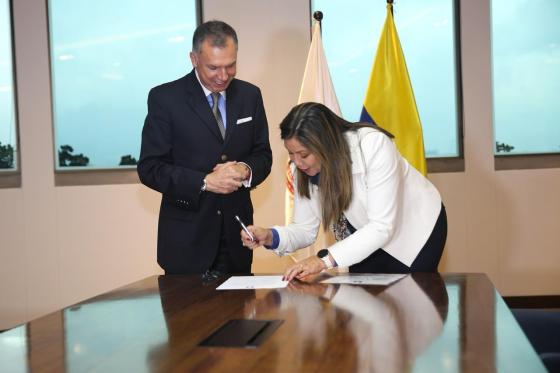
[213,162,250,180]
[205,161,246,194]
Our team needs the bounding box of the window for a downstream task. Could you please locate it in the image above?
[48,0,198,175]
[491,0,560,156]
[0,0,18,175]
[311,0,462,169]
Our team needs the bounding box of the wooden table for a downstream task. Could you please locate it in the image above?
[0,273,546,372]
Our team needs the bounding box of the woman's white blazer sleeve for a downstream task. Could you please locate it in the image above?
[272,177,322,256]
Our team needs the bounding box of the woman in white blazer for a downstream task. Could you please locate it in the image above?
[242,103,447,281]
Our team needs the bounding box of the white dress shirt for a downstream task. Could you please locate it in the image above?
[194,69,253,187]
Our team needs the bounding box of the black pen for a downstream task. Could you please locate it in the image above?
[235,215,255,242]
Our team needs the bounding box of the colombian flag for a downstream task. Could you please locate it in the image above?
[361,4,427,175]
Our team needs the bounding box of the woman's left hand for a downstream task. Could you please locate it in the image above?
[283,256,326,282]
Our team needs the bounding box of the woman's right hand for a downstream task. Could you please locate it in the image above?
[241,226,272,249]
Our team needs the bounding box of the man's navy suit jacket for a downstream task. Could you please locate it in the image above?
[138,70,272,274]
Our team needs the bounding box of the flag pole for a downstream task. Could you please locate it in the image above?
[313,10,323,36]
[313,10,323,22]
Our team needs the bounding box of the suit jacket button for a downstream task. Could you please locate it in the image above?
[221,154,228,162]
[217,210,222,215]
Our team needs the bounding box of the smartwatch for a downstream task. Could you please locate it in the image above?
[317,249,333,269]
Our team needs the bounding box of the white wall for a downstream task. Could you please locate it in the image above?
[1,0,559,330]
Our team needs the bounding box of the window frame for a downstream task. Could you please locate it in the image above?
[47,0,202,186]
[490,0,560,171]
[0,0,21,188]
[427,0,464,173]
[495,153,560,171]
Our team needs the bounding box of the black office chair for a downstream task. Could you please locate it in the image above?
[512,309,560,372]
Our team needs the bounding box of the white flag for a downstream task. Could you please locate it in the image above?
[297,21,341,114]
[286,19,341,264]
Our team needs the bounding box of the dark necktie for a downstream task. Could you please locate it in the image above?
[211,92,225,139]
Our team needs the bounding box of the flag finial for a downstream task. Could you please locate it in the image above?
[313,11,323,22]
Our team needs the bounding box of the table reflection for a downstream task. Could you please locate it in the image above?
[0,274,547,372]
[244,274,448,372]
[329,274,447,372]
[148,275,259,371]
[63,289,168,372]
[0,325,28,373]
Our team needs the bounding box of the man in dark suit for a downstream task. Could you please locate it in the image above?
[138,20,272,275]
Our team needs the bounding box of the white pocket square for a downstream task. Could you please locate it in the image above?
[236,117,252,125]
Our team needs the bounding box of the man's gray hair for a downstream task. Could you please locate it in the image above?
[192,20,238,53]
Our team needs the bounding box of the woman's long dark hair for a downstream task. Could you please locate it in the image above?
[280,102,393,229]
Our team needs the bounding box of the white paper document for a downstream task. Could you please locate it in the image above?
[321,274,407,286]
[216,276,288,290]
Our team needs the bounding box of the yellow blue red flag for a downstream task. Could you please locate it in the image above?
[361,4,427,175]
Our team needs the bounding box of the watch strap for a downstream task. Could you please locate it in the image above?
[320,254,333,269]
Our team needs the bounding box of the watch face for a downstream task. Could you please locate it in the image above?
[317,249,329,258]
